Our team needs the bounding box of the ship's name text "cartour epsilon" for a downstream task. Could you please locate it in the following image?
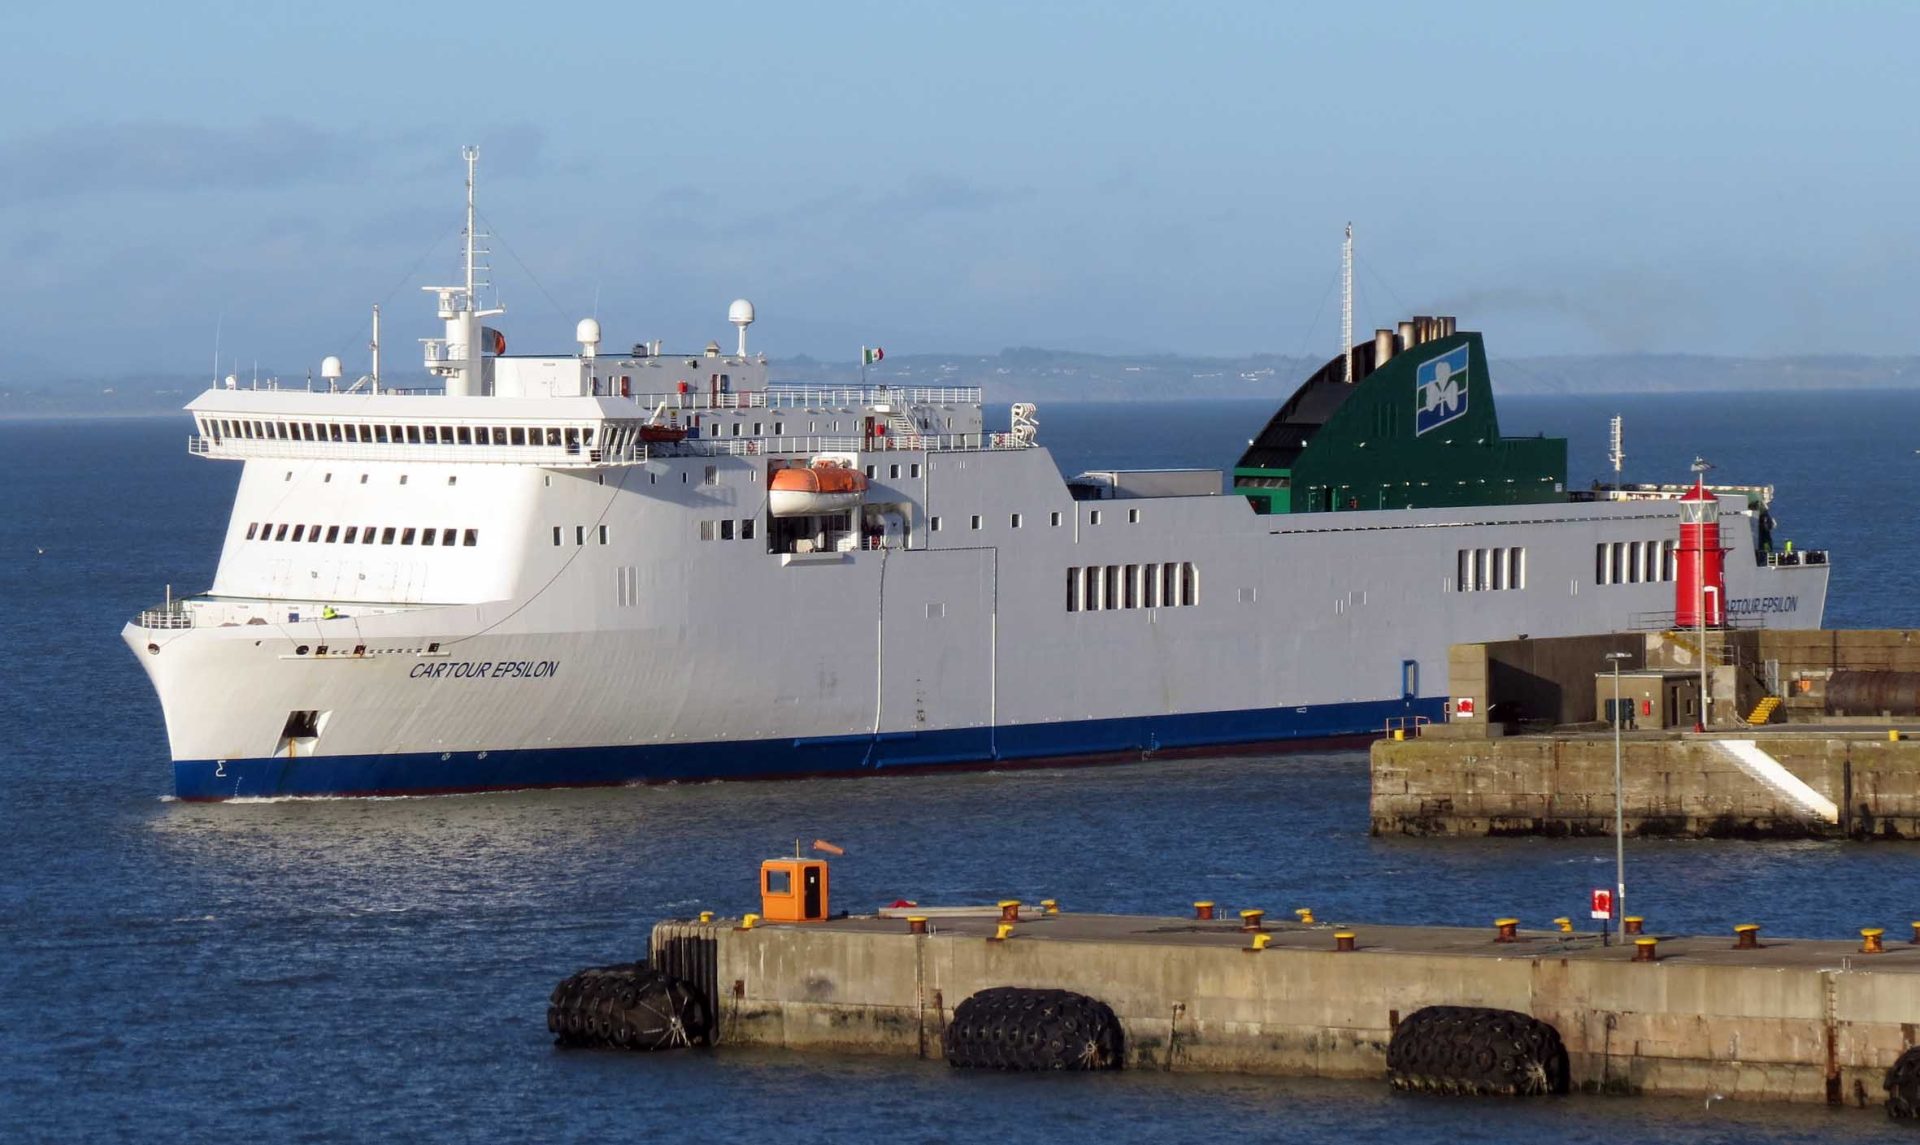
[408,660,561,681]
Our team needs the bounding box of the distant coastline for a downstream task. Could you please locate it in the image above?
[4,349,1913,417]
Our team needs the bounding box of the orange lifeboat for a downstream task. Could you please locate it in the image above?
[769,461,868,517]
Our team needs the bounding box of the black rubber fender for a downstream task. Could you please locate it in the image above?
[1386,1005,1568,1096]
[944,987,1123,1071]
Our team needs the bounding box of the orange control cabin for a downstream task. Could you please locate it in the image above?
[759,858,830,923]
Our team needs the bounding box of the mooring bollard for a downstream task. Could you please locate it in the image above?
[908,916,928,935]
[1194,901,1216,921]
[1910,920,1920,946]
[1862,927,1886,954]
[999,900,1021,923]
[1624,916,1644,936]
[1634,937,1659,962]
[1334,931,1356,952]
[1295,907,1316,926]
[740,913,760,931]
[1553,917,1573,933]
[1240,908,1266,932]
[1734,923,1761,949]
[1245,933,1271,953]
[992,922,1014,942]
[698,910,714,924]
[1494,918,1520,943]
[1040,899,1059,916]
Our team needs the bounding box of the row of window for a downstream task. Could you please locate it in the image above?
[245,522,479,547]
[1596,540,1676,585]
[204,417,594,449]
[1065,562,1199,612]
[927,508,1142,533]
[553,525,612,546]
[697,519,758,541]
[1455,547,1527,592]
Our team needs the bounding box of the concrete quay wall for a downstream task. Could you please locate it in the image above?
[651,915,1920,1107]
[1370,734,1920,838]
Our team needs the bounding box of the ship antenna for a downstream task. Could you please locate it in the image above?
[1608,415,1624,477]
[463,145,478,306]
[1340,222,1354,384]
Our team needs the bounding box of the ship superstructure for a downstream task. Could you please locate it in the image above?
[124,154,1832,799]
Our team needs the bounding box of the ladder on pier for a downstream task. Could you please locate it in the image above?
[1746,696,1782,726]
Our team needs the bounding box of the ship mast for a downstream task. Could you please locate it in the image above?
[422,146,503,397]
[1341,222,1354,384]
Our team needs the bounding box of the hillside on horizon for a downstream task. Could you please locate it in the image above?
[4,348,1913,418]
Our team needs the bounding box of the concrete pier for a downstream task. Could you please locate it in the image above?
[651,910,1920,1107]
[1371,731,1920,838]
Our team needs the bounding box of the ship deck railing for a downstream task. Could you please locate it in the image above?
[629,385,982,410]
[189,429,1033,466]
[135,605,194,630]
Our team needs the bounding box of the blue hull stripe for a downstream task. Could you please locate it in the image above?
[174,697,1444,800]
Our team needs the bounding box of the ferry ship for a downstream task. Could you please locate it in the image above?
[124,151,1832,799]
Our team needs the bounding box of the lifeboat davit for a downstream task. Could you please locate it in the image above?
[769,461,868,517]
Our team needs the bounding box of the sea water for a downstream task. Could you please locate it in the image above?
[1,393,1915,1142]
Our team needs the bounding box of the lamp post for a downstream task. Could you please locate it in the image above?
[1605,650,1633,946]
[1692,456,1713,730]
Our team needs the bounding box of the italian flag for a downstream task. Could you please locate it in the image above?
[862,346,885,366]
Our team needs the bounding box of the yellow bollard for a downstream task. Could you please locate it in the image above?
[1294,908,1316,926]
[999,900,1022,923]
[1734,924,1760,949]
[698,910,714,924]
[993,922,1015,942]
[1392,728,1405,742]
[1194,901,1216,921]
[1891,729,1902,742]
[1862,927,1886,954]
[740,913,760,930]
[1633,937,1658,962]
[1494,918,1520,943]
[1041,899,1059,916]
[1553,917,1573,933]
[1246,933,1272,952]
[1334,931,1356,952]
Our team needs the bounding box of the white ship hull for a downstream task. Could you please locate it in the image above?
[125,442,1828,799]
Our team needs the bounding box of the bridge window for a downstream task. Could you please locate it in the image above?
[291,525,306,542]
[464,529,478,547]
[343,527,358,544]
[420,528,435,546]
[400,528,416,545]
[361,526,375,544]
[325,526,340,543]
[246,522,259,540]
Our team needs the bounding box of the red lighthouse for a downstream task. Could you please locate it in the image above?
[1675,479,1725,628]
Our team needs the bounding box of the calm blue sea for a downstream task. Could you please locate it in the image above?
[1,392,1915,1143]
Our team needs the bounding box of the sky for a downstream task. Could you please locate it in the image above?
[3,1,1917,382]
